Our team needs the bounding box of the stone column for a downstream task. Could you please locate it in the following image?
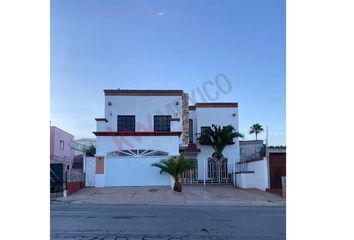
[182,93,189,144]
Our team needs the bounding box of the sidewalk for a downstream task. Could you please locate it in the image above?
[54,185,285,207]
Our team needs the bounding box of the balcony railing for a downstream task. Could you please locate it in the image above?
[236,162,249,172]
[240,152,263,161]
[96,120,108,132]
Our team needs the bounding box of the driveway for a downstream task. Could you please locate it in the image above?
[55,185,285,207]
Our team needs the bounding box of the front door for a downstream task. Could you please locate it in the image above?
[269,153,286,189]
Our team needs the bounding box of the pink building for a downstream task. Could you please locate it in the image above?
[50,126,74,169]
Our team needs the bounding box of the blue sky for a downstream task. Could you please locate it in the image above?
[51,0,285,145]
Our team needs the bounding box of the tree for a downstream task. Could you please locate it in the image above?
[83,144,96,157]
[249,123,264,140]
[151,155,196,192]
[259,144,266,157]
[198,124,244,159]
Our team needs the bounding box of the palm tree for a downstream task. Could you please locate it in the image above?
[249,123,264,140]
[198,124,244,159]
[151,155,196,192]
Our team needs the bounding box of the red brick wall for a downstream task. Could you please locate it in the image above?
[67,181,85,196]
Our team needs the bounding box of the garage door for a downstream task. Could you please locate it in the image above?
[105,156,171,187]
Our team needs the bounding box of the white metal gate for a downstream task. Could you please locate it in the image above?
[207,156,232,183]
[181,157,233,184]
[85,156,96,187]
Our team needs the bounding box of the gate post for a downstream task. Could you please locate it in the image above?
[203,158,206,187]
[218,160,221,184]
[233,160,236,187]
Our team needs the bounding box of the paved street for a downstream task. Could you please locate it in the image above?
[51,203,285,240]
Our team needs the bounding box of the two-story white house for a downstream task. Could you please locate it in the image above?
[90,89,240,187]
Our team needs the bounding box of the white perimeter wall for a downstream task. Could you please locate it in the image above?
[236,173,255,188]
[104,95,183,133]
[247,158,269,191]
[236,158,269,191]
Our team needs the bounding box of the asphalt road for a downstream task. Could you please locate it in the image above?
[51,203,286,240]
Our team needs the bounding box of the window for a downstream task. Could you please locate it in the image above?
[107,149,169,157]
[189,119,193,143]
[59,140,64,150]
[154,115,171,132]
[117,115,135,131]
[201,126,211,134]
[199,126,212,144]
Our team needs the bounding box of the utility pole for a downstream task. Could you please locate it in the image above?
[265,126,270,189]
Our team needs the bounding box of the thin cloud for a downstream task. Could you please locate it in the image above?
[156,10,166,16]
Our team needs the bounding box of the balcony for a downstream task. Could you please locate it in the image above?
[95,118,108,131]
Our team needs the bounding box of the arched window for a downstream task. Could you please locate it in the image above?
[107,149,168,157]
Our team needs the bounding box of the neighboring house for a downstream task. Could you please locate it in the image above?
[50,126,86,196]
[90,89,240,187]
[74,138,96,156]
[50,126,74,169]
[72,138,96,172]
[266,147,286,196]
[240,140,264,161]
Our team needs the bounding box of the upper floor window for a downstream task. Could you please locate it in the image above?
[189,119,193,143]
[154,115,171,132]
[117,115,135,132]
[200,126,211,134]
[59,140,64,150]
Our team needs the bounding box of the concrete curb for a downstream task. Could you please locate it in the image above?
[53,198,285,207]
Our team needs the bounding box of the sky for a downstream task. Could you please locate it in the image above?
[51,0,285,145]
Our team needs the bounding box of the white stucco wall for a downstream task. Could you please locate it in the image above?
[94,93,243,187]
[235,158,269,191]
[95,174,105,187]
[247,158,269,191]
[104,95,183,133]
[236,172,255,188]
[194,107,239,130]
[96,135,180,156]
[190,107,240,180]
